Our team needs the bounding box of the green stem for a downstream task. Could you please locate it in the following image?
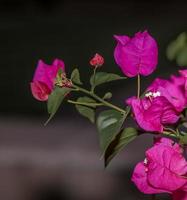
[137,74,141,98]
[68,100,103,107]
[91,67,97,93]
[73,85,126,114]
[163,131,179,139]
[164,127,177,135]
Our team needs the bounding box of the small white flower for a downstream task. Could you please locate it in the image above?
[153,91,161,97]
[144,158,148,165]
[145,92,153,97]
[145,91,161,98]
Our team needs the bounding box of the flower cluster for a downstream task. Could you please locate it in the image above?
[30,30,187,199]
[132,138,187,200]
[126,72,187,133]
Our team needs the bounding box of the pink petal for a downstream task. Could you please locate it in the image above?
[114,41,138,77]
[32,60,54,90]
[30,81,51,101]
[154,138,182,154]
[114,30,158,77]
[146,145,187,191]
[114,35,130,45]
[52,58,65,72]
[148,78,186,112]
[128,97,163,132]
[179,70,187,78]
[132,162,168,194]
[32,59,66,91]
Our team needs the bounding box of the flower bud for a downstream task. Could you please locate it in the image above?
[90,53,104,67]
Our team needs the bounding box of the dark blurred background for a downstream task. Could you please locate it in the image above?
[0,0,186,199]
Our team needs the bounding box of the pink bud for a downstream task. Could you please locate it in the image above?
[89,53,104,67]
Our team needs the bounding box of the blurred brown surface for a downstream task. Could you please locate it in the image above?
[0,116,170,200]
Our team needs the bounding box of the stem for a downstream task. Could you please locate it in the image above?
[73,85,126,114]
[68,99,103,107]
[137,74,141,98]
[163,131,179,139]
[164,127,177,135]
[91,67,97,93]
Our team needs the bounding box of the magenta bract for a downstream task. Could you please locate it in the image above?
[147,77,187,112]
[126,96,179,133]
[30,81,51,101]
[132,138,187,195]
[114,30,158,77]
[31,59,65,101]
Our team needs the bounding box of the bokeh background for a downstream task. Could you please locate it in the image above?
[0,0,186,199]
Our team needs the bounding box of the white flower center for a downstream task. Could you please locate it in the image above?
[153,91,161,97]
[144,158,148,172]
[144,158,148,165]
[145,91,161,98]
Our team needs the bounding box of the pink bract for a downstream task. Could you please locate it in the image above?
[132,138,187,195]
[126,96,179,133]
[31,59,65,101]
[114,30,158,77]
[147,77,187,112]
[30,81,51,101]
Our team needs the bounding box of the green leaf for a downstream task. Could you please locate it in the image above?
[104,127,138,167]
[75,96,96,123]
[75,96,97,108]
[45,87,71,125]
[96,109,125,154]
[90,72,126,87]
[176,46,187,66]
[76,105,95,123]
[103,92,112,100]
[71,68,82,85]
[166,32,187,61]
[179,134,187,145]
[55,68,64,87]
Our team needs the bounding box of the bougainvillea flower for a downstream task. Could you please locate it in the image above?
[114,30,158,77]
[90,53,104,67]
[126,95,179,132]
[31,59,65,101]
[147,77,187,112]
[132,138,187,194]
